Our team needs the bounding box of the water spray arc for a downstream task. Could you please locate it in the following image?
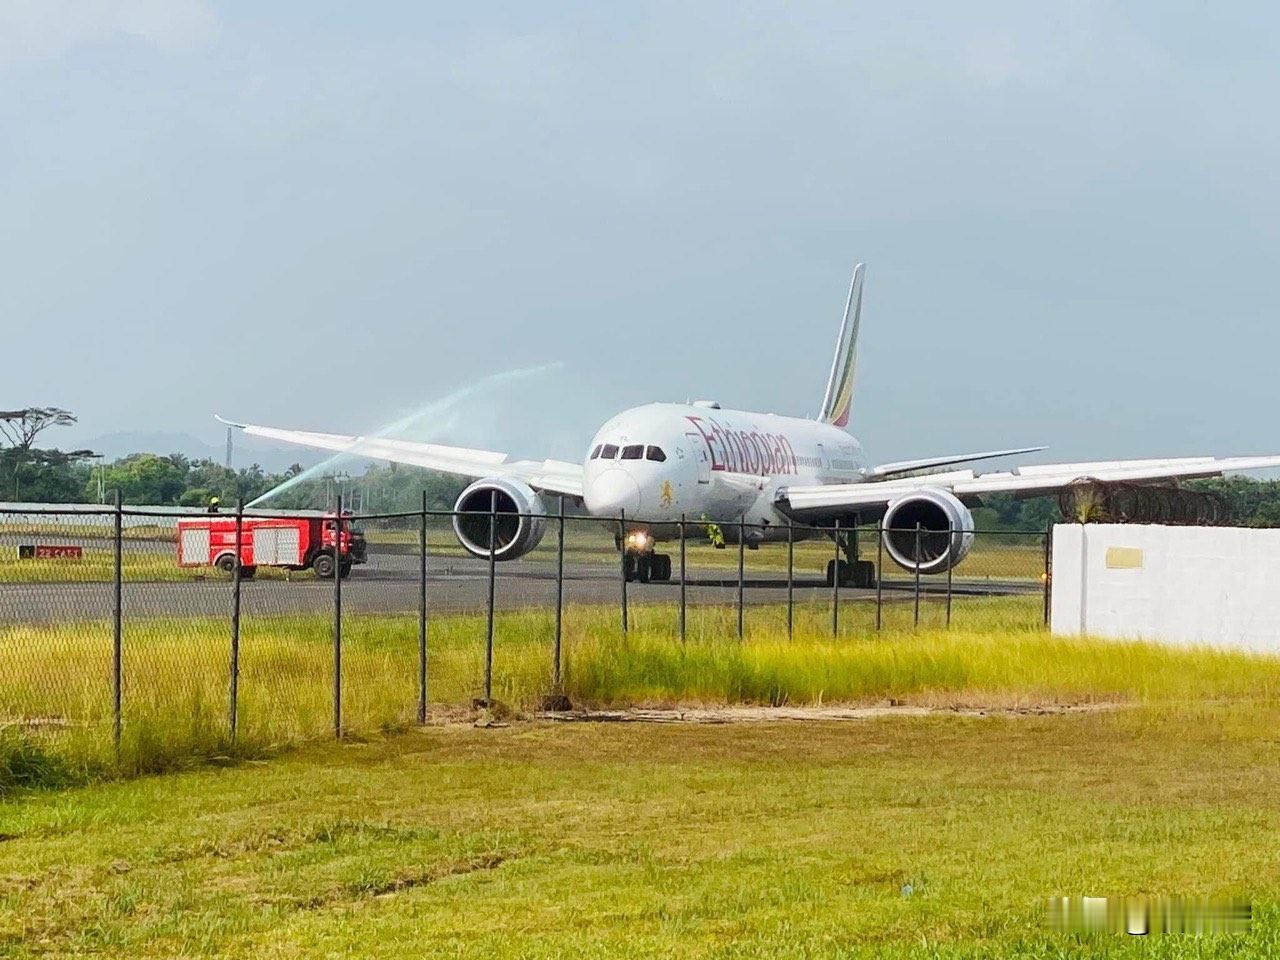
[246,362,564,508]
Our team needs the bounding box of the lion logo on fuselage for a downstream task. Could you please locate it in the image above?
[660,480,674,507]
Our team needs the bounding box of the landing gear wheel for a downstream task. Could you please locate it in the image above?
[312,552,336,579]
[852,560,876,588]
[625,553,672,583]
[650,554,672,582]
[827,559,853,587]
[826,559,877,588]
[215,553,237,575]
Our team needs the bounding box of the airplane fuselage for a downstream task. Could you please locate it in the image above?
[582,402,865,539]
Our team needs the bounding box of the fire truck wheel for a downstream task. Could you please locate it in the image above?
[215,553,237,575]
[240,565,257,580]
[312,553,336,579]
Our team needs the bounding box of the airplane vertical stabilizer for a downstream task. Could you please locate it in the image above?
[817,262,865,428]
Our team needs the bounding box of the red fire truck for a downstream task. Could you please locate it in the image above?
[176,512,367,578]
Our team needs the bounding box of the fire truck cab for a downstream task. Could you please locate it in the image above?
[177,511,368,579]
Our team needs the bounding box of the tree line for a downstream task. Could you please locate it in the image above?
[0,407,465,511]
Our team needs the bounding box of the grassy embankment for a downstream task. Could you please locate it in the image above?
[6,596,1280,788]
[4,705,1280,957]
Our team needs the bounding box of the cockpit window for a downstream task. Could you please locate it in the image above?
[645,446,666,462]
[589,444,602,459]
[600,443,619,459]
[621,444,644,460]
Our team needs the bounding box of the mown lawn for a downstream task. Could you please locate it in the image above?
[3,705,1279,957]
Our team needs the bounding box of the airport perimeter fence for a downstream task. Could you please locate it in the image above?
[0,498,1050,767]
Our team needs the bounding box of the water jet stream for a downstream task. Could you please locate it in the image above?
[247,362,563,507]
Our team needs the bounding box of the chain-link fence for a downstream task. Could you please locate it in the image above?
[0,499,1050,768]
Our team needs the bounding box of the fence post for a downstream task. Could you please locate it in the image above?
[913,522,922,629]
[333,498,343,739]
[1043,524,1053,626]
[418,490,428,725]
[737,514,745,640]
[484,490,496,705]
[230,498,243,740]
[786,519,794,639]
[945,521,953,629]
[875,520,884,631]
[619,509,628,635]
[112,490,122,754]
[678,513,687,645]
[554,495,565,691]
[832,518,840,638]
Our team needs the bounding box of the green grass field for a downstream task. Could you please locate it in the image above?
[4,705,1280,957]
[6,598,1280,955]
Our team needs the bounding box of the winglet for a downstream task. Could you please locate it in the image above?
[214,414,247,429]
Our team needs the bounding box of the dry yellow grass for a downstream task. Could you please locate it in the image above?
[5,597,1280,786]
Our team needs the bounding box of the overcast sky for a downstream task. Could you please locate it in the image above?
[3,1,1277,465]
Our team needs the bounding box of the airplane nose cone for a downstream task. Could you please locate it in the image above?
[585,469,642,516]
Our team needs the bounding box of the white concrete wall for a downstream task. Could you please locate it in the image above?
[1051,523,1280,653]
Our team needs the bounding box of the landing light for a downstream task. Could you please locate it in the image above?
[625,530,652,551]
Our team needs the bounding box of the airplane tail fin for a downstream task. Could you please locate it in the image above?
[817,262,865,428]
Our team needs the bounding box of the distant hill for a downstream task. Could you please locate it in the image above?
[83,431,322,473]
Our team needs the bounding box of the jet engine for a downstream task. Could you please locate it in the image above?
[452,477,547,560]
[881,488,974,574]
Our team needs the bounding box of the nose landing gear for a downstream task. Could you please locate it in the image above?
[623,552,672,583]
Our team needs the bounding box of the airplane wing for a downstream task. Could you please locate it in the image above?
[866,446,1046,479]
[216,416,584,499]
[777,455,1280,519]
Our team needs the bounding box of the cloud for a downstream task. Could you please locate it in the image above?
[0,0,217,62]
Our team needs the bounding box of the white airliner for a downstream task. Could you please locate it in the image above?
[219,264,1280,584]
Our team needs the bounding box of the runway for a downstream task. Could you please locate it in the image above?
[0,543,1037,624]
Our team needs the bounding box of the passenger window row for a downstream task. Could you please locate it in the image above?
[589,444,666,462]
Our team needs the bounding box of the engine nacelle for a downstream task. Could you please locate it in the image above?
[882,488,974,574]
[452,477,547,561]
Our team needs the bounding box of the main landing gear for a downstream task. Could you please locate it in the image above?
[826,525,877,588]
[624,552,672,583]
